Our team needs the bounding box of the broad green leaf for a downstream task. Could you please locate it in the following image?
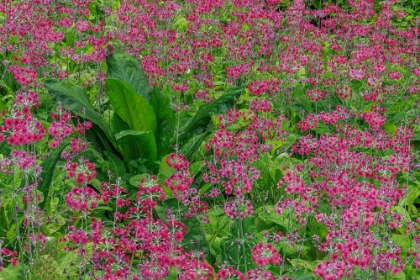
[158,154,177,180]
[110,112,130,134]
[202,210,231,239]
[115,130,157,164]
[84,123,120,158]
[128,173,149,187]
[182,216,214,264]
[103,151,126,178]
[178,85,246,142]
[256,206,294,231]
[180,132,209,160]
[106,78,157,134]
[392,206,411,222]
[189,160,204,176]
[150,87,176,158]
[57,249,79,278]
[44,79,117,148]
[172,16,189,31]
[0,202,10,238]
[385,271,406,280]
[38,139,71,210]
[106,49,153,100]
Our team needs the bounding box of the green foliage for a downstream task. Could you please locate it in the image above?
[177,85,247,142]
[38,139,71,210]
[105,78,157,133]
[106,49,153,100]
[114,130,157,168]
[149,87,176,158]
[44,79,117,149]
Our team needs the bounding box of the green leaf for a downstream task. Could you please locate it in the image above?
[178,85,246,142]
[103,151,126,178]
[106,78,157,134]
[44,79,117,148]
[106,49,153,100]
[387,271,406,280]
[294,273,316,280]
[391,234,410,257]
[41,214,66,235]
[38,139,71,210]
[172,16,189,31]
[150,87,176,158]
[115,130,157,164]
[384,123,397,135]
[180,132,209,160]
[203,210,231,238]
[220,217,261,272]
[0,263,23,280]
[290,259,316,271]
[392,206,411,222]
[84,123,120,158]
[128,173,149,187]
[189,160,204,176]
[256,206,294,232]
[110,112,130,134]
[182,216,214,263]
[158,154,177,180]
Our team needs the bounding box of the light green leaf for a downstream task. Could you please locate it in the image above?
[106,78,157,134]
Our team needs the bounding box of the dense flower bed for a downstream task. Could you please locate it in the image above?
[0,0,419,279]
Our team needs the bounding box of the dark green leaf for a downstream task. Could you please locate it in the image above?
[39,139,71,210]
[110,113,130,134]
[180,132,209,160]
[115,130,157,165]
[150,87,176,158]
[105,78,157,134]
[44,79,117,148]
[178,86,246,142]
[103,151,126,178]
[106,49,153,100]
[182,217,214,263]
[84,123,120,157]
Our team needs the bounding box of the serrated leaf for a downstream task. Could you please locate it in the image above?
[106,78,157,134]
[106,49,153,100]
[294,273,316,280]
[0,264,23,280]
